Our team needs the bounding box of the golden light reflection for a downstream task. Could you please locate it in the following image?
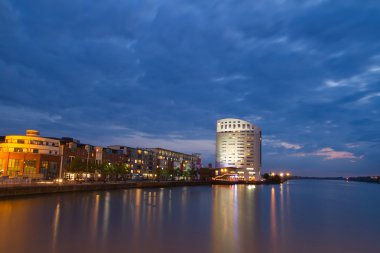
[90,194,100,244]
[147,191,152,225]
[51,203,60,252]
[101,192,110,244]
[270,187,278,252]
[0,203,13,245]
[211,185,241,253]
[132,189,142,241]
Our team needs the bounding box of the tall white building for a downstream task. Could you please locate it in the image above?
[215,118,262,180]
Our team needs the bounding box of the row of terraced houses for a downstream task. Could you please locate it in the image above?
[0,130,202,179]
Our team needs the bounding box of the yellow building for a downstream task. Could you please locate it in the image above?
[0,130,61,179]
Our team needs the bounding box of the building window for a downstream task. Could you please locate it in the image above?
[33,149,39,154]
[14,148,23,152]
[17,139,25,144]
[7,159,21,176]
[40,161,48,178]
[48,162,58,179]
[24,160,37,176]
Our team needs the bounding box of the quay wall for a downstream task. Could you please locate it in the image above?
[0,181,211,198]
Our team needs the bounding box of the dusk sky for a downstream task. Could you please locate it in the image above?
[1,0,380,176]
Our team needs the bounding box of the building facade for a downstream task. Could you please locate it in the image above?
[152,148,200,172]
[60,138,127,174]
[107,145,156,174]
[0,130,61,179]
[0,130,202,180]
[215,118,262,180]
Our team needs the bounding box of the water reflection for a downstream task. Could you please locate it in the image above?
[0,182,380,253]
[210,185,262,253]
[90,194,100,245]
[270,187,278,252]
[51,203,60,252]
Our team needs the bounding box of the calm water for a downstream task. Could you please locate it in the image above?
[0,180,379,253]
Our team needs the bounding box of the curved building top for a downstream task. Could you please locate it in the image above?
[216,118,260,132]
[0,130,60,155]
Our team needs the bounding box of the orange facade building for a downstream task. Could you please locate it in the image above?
[0,130,61,179]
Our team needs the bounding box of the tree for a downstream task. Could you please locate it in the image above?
[155,167,162,180]
[68,158,86,173]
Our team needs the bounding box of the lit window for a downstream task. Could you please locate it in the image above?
[24,160,37,175]
[7,159,21,176]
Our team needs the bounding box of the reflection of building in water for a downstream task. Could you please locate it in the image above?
[270,187,278,251]
[211,185,261,253]
[215,118,262,180]
[51,203,61,252]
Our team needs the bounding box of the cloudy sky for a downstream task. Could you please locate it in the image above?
[1,0,380,176]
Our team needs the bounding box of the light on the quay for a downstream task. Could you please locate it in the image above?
[54,178,63,183]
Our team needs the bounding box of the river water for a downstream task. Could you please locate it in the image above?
[0,180,379,253]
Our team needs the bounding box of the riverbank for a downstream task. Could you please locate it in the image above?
[0,181,212,198]
[347,176,380,184]
[0,179,285,198]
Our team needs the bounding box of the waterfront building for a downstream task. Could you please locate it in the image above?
[107,145,156,174]
[0,130,61,179]
[151,148,201,172]
[0,129,202,180]
[215,118,262,180]
[60,139,127,179]
[199,166,244,181]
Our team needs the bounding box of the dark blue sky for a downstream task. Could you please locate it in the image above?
[1,0,380,176]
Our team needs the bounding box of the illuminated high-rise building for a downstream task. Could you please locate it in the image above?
[215,118,262,180]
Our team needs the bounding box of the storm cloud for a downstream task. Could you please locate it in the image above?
[1,0,380,176]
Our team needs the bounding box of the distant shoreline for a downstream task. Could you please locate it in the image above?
[290,176,380,184]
